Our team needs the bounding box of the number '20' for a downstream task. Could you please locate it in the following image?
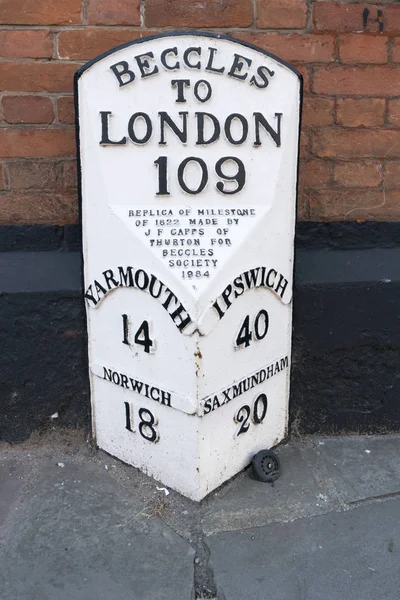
[154,156,245,196]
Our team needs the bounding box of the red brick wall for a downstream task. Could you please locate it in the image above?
[0,0,399,224]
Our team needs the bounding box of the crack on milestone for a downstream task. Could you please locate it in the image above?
[193,534,219,600]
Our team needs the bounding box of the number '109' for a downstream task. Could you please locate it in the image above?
[154,156,245,196]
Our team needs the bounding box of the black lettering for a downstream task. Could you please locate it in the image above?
[266,268,277,288]
[135,52,159,78]
[203,398,212,414]
[134,269,150,290]
[154,156,169,195]
[221,284,233,309]
[120,374,129,389]
[149,274,164,298]
[233,275,245,298]
[251,374,259,388]
[222,389,231,404]
[160,390,171,406]
[243,267,260,289]
[159,111,188,144]
[102,268,119,290]
[280,356,289,370]
[275,273,288,298]
[254,112,282,147]
[150,387,160,401]
[212,396,221,411]
[193,79,212,102]
[118,266,134,287]
[128,112,152,144]
[212,299,225,319]
[215,157,246,194]
[110,61,135,87]
[227,53,252,81]
[161,47,179,70]
[196,112,220,144]
[177,157,208,194]
[171,79,190,103]
[162,289,177,310]
[100,111,126,145]
[84,284,98,306]
[94,279,107,301]
[103,367,113,382]
[183,47,201,69]
[130,378,143,394]
[169,303,191,331]
[224,113,248,145]
[205,47,225,73]
[250,65,274,89]
[232,382,243,399]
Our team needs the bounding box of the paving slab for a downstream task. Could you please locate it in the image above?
[202,443,341,535]
[0,458,26,527]
[208,497,400,600]
[0,459,195,600]
[315,435,400,503]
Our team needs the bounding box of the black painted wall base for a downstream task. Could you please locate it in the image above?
[1,222,400,443]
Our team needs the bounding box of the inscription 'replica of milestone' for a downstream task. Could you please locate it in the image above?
[127,206,257,279]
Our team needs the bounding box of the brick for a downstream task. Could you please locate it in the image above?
[235,33,334,63]
[145,0,253,27]
[0,0,82,25]
[307,188,399,221]
[0,192,78,225]
[333,161,382,187]
[58,29,153,60]
[312,129,400,159]
[0,165,5,191]
[299,159,330,188]
[390,38,400,62]
[296,189,309,220]
[385,162,400,188]
[87,0,140,25]
[388,99,400,128]
[381,6,400,34]
[339,34,387,64]
[299,130,309,158]
[257,0,307,29]
[0,30,53,59]
[7,161,58,190]
[57,97,75,125]
[313,66,400,96]
[293,64,310,92]
[0,62,77,93]
[61,161,77,189]
[302,96,334,126]
[313,3,386,33]
[2,96,54,125]
[337,98,385,127]
[0,129,75,158]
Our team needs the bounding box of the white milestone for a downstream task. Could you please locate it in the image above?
[76,33,301,501]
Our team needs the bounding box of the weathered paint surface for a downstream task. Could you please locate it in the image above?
[77,33,301,500]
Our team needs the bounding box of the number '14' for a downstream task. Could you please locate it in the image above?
[122,314,155,353]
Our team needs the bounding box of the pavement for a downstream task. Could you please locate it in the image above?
[1,430,400,600]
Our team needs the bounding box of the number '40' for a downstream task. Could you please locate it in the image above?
[236,309,269,349]
[122,314,154,353]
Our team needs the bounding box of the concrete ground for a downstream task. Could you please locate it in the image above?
[1,431,400,600]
